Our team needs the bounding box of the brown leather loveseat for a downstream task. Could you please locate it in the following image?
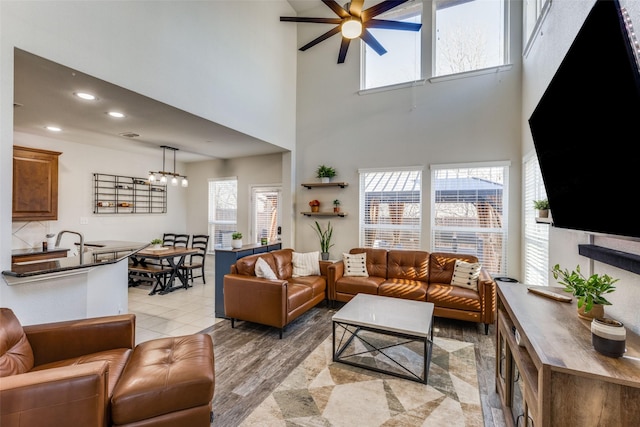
[223,248,330,338]
[328,248,496,334]
[0,308,215,427]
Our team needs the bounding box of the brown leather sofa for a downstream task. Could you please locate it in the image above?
[0,308,215,427]
[223,248,330,338]
[328,248,496,334]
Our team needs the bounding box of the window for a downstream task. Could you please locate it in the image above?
[430,162,508,275]
[208,178,237,250]
[361,2,422,90]
[251,186,281,244]
[523,0,551,55]
[433,0,508,77]
[523,152,549,285]
[359,167,422,249]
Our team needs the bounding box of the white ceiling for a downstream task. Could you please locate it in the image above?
[13,49,287,163]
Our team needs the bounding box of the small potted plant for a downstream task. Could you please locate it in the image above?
[312,220,334,260]
[309,199,320,212]
[551,264,618,320]
[231,232,243,249]
[150,238,163,249]
[316,165,336,183]
[333,199,341,213]
[533,199,550,218]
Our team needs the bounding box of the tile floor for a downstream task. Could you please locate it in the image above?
[128,254,224,345]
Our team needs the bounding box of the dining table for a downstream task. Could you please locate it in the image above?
[129,246,199,295]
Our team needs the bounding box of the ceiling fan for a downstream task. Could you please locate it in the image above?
[281,0,422,64]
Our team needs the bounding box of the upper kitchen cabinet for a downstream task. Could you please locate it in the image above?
[12,146,62,221]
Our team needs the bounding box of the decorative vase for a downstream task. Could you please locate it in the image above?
[311,205,319,212]
[333,207,340,213]
[231,239,242,249]
[321,177,330,183]
[591,317,626,358]
[153,244,162,250]
[577,303,604,320]
[321,252,330,261]
[537,209,549,218]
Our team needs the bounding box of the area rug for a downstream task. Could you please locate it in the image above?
[239,334,483,426]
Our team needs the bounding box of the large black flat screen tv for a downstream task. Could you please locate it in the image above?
[529,0,640,240]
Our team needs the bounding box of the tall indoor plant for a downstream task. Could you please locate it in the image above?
[312,221,334,260]
[552,264,618,319]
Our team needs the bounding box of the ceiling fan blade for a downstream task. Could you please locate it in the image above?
[280,16,343,25]
[360,29,387,56]
[322,0,351,18]
[299,26,342,51]
[366,19,422,31]
[337,38,351,64]
[348,0,365,17]
[362,0,410,21]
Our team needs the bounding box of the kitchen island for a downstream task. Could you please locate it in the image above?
[2,240,148,325]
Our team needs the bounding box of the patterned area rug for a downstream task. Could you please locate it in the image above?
[240,333,483,426]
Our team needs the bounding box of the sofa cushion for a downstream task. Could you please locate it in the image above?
[429,252,479,284]
[343,252,368,277]
[255,257,278,280]
[292,251,320,277]
[387,250,429,282]
[450,260,481,290]
[0,308,34,377]
[427,283,482,312]
[350,248,388,278]
[379,279,428,301]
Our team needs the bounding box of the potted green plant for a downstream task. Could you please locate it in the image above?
[312,221,334,260]
[533,199,550,218]
[150,238,163,249]
[316,165,336,183]
[551,264,618,319]
[231,232,243,249]
[333,199,341,213]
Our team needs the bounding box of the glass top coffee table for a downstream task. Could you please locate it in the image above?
[332,293,434,384]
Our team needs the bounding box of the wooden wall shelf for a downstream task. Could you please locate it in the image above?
[301,212,347,217]
[301,182,348,189]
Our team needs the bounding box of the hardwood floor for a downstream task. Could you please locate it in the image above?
[201,303,506,427]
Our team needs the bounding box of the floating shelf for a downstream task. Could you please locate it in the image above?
[301,212,347,217]
[301,182,348,189]
[535,217,553,224]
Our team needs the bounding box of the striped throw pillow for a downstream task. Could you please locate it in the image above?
[343,253,368,277]
[450,260,481,290]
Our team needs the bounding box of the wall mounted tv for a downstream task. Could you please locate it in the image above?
[529,0,640,240]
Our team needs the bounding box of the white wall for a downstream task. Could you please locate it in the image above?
[0,0,297,269]
[11,133,187,250]
[522,0,640,334]
[292,1,524,273]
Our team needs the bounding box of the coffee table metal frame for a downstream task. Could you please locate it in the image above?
[332,293,434,384]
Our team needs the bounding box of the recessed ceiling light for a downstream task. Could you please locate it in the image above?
[74,92,96,100]
[46,126,62,132]
[107,111,125,118]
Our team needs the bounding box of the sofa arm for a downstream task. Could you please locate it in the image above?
[24,314,135,367]
[326,261,345,301]
[478,268,497,324]
[0,361,109,427]
[223,274,288,328]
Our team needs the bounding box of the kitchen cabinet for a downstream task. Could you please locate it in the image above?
[12,146,62,221]
[11,248,69,264]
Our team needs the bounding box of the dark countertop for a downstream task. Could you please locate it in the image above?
[3,241,148,278]
[11,247,70,257]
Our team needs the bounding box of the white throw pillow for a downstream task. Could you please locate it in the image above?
[292,251,320,277]
[450,260,481,290]
[343,252,368,277]
[255,257,278,280]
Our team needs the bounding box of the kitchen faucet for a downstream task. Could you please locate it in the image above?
[56,230,85,263]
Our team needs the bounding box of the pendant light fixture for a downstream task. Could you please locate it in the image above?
[148,145,188,187]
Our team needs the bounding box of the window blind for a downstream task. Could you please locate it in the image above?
[359,168,422,249]
[208,178,237,250]
[523,152,549,285]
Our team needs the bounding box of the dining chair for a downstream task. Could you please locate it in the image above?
[173,234,190,248]
[162,233,177,247]
[182,234,209,285]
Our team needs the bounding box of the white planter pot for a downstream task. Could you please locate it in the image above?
[231,239,243,249]
[320,177,330,183]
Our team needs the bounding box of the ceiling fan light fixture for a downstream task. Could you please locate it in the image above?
[342,18,362,39]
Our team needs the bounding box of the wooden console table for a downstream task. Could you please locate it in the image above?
[495,281,640,427]
[214,242,281,317]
